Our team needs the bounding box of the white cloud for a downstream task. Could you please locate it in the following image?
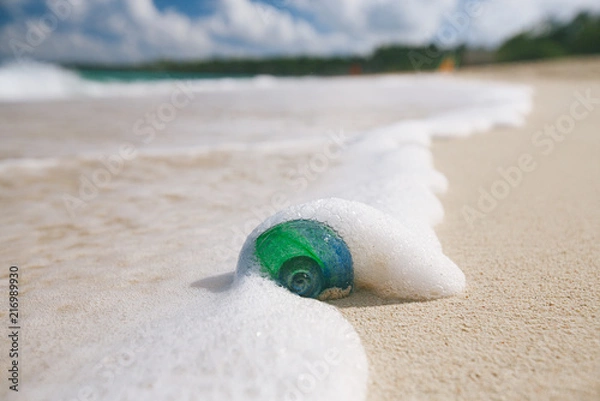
[0,0,598,63]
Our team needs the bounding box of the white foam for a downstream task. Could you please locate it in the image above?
[49,276,368,401]
[0,61,284,102]
[237,198,465,300]
[0,61,85,101]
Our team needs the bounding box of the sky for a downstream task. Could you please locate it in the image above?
[1,0,599,64]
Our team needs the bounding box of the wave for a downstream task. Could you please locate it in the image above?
[0,60,279,102]
[0,61,83,101]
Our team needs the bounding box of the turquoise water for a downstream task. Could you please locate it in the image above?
[77,69,252,82]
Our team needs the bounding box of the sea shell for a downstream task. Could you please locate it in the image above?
[248,219,353,300]
[236,198,466,301]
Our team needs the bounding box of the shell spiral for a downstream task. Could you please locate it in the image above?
[240,219,354,300]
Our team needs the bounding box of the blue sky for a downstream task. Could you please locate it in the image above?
[1,0,599,64]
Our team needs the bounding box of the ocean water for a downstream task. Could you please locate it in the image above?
[0,61,532,400]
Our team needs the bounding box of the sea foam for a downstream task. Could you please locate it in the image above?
[51,276,368,401]
[237,198,466,300]
[0,60,279,102]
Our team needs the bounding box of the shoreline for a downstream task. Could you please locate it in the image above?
[1,57,597,400]
[337,57,600,400]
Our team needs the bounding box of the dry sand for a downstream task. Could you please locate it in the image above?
[334,57,600,400]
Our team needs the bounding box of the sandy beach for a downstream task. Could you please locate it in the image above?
[0,58,598,401]
[334,57,600,400]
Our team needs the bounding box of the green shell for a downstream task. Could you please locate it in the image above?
[254,219,353,300]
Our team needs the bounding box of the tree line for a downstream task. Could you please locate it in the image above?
[72,12,600,77]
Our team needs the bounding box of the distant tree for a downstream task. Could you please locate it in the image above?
[496,12,600,62]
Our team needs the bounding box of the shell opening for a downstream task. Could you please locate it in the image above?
[251,219,354,300]
[278,256,324,298]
